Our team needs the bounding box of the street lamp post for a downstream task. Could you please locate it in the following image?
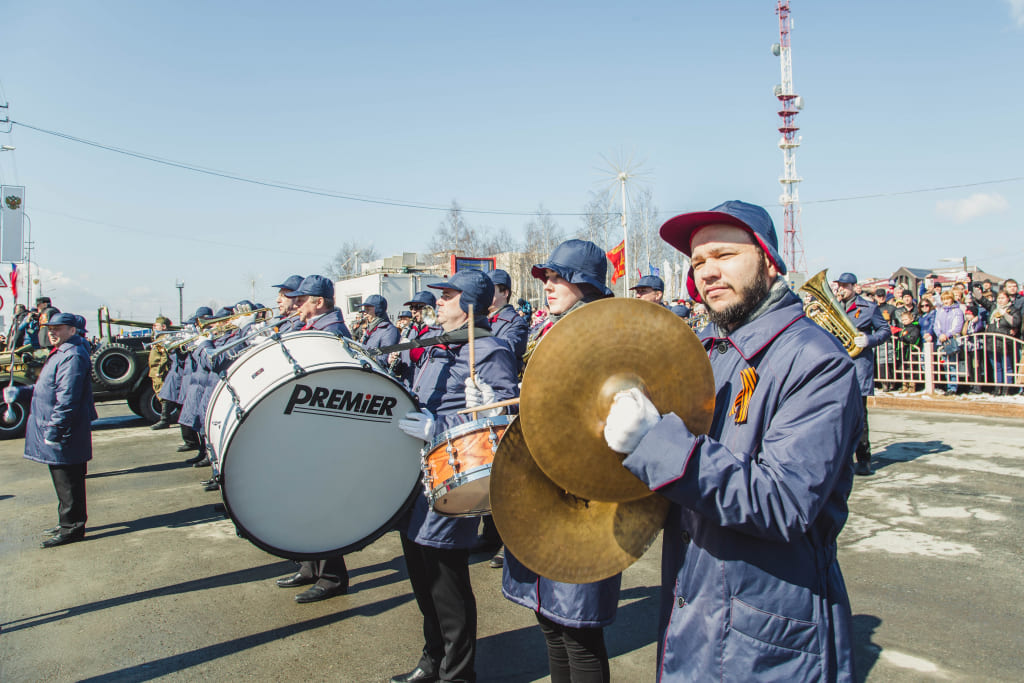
[175,280,185,325]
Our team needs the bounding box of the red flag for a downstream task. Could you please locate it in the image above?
[9,264,17,300]
[606,241,625,284]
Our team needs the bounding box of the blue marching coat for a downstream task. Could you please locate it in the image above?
[400,329,518,549]
[623,290,863,682]
[21,335,97,466]
[305,308,352,338]
[843,295,891,397]
[488,304,529,366]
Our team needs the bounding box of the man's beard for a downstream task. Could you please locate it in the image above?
[705,266,773,331]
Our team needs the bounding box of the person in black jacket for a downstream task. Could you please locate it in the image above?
[893,309,922,392]
[978,290,1020,395]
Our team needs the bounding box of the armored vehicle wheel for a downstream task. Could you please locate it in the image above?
[134,383,162,423]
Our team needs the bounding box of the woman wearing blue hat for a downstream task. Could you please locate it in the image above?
[5,312,97,548]
[502,239,620,683]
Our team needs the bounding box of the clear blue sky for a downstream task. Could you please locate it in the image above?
[0,1,1021,323]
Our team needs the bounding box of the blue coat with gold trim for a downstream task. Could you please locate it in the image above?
[843,295,891,396]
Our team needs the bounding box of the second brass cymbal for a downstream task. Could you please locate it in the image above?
[490,417,669,584]
[520,298,714,503]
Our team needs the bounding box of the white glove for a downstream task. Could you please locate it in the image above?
[853,333,869,349]
[3,386,17,404]
[465,377,500,417]
[604,388,662,454]
[399,409,435,442]
[44,438,60,448]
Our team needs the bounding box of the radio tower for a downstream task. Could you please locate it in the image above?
[772,1,806,274]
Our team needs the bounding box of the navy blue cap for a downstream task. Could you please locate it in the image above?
[398,310,412,319]
[660,200,787,302]
[41,312,79,327]
[531,239,613,298]
[429,270,496,315]
[214,307,233,318]
[73,314,87,332]
[273,274,304,291]
[404,291,437,308]
[489,269,512,289]
[362,294,388,316]
[286,274,334,299]
[670,304,691,318]
[834,272,858,285]
[194,306,214,319]
[235,299,255,311]
[630,275,664,291]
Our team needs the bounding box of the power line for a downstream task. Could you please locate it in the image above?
[11,119,1024,216]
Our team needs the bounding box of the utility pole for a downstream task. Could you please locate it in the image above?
[176,280,185,325]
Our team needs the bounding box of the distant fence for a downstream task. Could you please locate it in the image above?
[874,332,1024,394]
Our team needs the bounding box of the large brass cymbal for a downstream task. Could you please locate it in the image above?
[520,298,714,503]
[490,417,669,584]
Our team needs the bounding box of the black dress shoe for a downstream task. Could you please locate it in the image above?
[179,444,200,453]
[389,666,438,683]
[276,572,315,588]
[204,481,220,491]
[294,584,346,603]
[183,451,204,463]
[41,532,84,548]
[42,525,60,536]
[854,461,874,476]
[201,477,216,486]
[489,547,505,569]
[192,457,211,468]
[150,420,171,431]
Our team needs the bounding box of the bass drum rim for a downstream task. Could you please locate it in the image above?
[216,361,420,561]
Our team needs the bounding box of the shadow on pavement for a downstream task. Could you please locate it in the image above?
[73,592,415,683]
[851,613,882,683]
[82,504,228,540]
[86,461,191,478]
[0,561,293,634]
[92,415,148,431]
[872,440,952,472]
[0,494,13,501]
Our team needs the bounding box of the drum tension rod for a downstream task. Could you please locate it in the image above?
[274,334,306,377]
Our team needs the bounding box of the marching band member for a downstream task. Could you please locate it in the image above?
[501,239,620,683]
[359,294,400,349]
[832,272,891,476]
[148,315,175,430]
[602,200,862,681]
[486,269,529,368]
[393,270,518,683]
[285,275,352,337]
[629,274,667,306]
[390,291,439,387]
[160,306,212,462]
[272,275,305,332]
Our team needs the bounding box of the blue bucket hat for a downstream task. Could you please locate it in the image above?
[489,269,512,289]
[362,294,388,316]
[660,200,787,302]
[273,274,304,291]
[194,306,214,319]
[41,312,79,327]
[630,275,664,291]
[286,274,334,299]
[834,272,858,285]
[404,291,437,308]
[531,239,613,298]
[428,270,496,315]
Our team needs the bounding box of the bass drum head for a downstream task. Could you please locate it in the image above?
[220,364,421,559]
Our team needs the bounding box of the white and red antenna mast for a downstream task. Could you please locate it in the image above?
[772,1,806,274]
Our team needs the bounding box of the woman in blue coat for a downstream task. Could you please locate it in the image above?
[6,312,97,548]
[502,239,621,683]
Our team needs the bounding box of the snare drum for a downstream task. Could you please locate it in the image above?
[205,331,421,559]
[421,415,512,516]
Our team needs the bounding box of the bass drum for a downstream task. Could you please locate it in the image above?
[205,331,421,560]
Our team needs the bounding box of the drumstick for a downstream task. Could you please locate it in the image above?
[456,397,520,415]
[467,304,477,420]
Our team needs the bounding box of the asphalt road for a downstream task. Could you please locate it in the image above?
[1,403,1022,682]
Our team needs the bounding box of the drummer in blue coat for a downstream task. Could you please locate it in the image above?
[393,269,518,683]
[832,272,891,476]
[359,294,400,349]
[5,312,98,548]
[501,238,621,683]
[284,275,352,337]
[602,200,863,682]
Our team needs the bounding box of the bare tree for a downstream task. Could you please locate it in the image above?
[428,200,481,262]
[480,226,521,257]
[324,241,380,280]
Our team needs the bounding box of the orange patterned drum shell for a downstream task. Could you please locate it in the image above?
[422,416,512,515]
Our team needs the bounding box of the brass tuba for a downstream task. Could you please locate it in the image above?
[799,269,863,357]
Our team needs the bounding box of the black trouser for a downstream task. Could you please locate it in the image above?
[400,535,476,683]
[536,613,609,683]
[180,423,201,449]
[856,396,871,463]
[297,556,349,591]
[49,463,87,535]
